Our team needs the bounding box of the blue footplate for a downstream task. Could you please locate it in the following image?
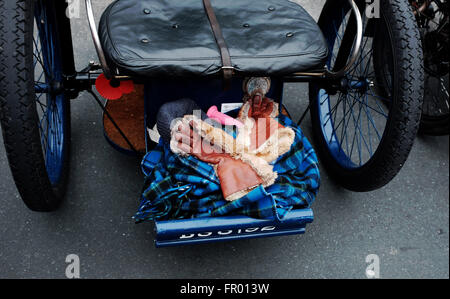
[155,208,313,247]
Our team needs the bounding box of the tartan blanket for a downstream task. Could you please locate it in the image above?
[134,114,320,222]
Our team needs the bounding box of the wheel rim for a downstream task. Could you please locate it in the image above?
[315,4,394,169]
[418,1,449,120]
[34,1,67,185]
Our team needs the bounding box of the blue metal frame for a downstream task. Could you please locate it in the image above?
[34,0,68,185]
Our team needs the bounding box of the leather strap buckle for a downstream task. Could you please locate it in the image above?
[221,66,235,71]
[203,0,233,89]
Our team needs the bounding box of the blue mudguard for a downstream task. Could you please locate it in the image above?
[155,208,313,247]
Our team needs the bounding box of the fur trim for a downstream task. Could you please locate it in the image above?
[187,115,237,154]
[251,127,295,162]
[270,102,280,118]
[235,119,295,163]
[169,118,189,156]
[170,139,189,157]
[235,117,254,151]
[237,101,251,121]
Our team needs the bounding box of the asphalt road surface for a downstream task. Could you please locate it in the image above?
[0,0,448,278]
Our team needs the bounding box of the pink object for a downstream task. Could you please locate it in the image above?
[207,106,244,128]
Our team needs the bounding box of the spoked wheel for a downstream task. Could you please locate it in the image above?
[309,0,424,191]
[0,0,74,211]
[420,70,450,136]
[412,0,449,135]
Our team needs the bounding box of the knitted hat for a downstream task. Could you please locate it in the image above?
[156,98,207,144]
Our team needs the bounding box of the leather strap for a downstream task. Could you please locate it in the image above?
[202,0,233,86]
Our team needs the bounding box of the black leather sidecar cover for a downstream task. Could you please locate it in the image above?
[99,0,329,77]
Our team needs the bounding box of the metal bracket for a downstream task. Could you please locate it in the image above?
[85,0,113,79]
[293,0,364,79]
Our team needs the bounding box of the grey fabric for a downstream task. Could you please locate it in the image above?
[99,0,329,78]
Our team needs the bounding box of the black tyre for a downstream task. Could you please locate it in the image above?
[0,0,74,211]
[412,0,449,136]
[309,0,424,191]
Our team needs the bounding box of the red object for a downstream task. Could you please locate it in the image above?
[95,73,135,100]
[119,80,134,94]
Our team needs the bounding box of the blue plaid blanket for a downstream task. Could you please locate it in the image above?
[134,114,320,222]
